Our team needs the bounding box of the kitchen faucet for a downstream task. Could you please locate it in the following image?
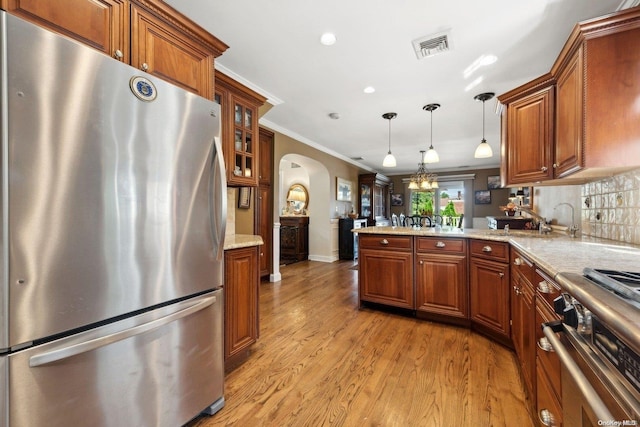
[554,202,580,237]
[515,206,552,234]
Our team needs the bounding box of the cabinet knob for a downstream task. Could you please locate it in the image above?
[482,245,492,252]
[537,281,551,294]
[538,409,556,426]
[435,241,446,248]
[537,337,554,352]
[499,272,504,278]
[113,49,123,59]
[541,166,548,172]
[419,260,424,265]
[141,62,149,71]
[514,257,523,266]
[552,163,558,168]
[513,285,521,295]
[380,239,389,246]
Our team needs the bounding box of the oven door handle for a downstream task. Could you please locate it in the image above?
[542,322,615,422]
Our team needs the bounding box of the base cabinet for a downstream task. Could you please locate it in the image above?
[469,240,511,345]
[358,235,413,309]
[280,216,309,264]
[224,246,259,366]
[415,237,468,324]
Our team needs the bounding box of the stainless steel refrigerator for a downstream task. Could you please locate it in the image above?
[0,11,226,426]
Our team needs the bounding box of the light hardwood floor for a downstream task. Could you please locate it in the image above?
[187,260,534,427]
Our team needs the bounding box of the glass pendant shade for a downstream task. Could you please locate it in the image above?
[474,139,493,158]
[381,112,397,167]
[424,146,439,163]
[473,93,495,159]
[383,152,396,167]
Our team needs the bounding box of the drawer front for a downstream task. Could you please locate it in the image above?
[416,237,466,254]
[536,301,562,402]
[359,234,412,251]
[469,239,509,262]
[535,269,562,311]
[511,247,535,283]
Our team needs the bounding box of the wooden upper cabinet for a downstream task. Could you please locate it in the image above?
[130,5,213,99]
[215,72,267,187]
[554,44,583,178]
[499,7,640,186]
[3,0,229,100]
[500,78,554,185]
[4,0,128,58]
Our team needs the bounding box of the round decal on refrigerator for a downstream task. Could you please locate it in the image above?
[129,76,157,102]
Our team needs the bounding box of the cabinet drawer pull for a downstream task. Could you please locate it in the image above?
[538,409,556,426]
[537,337,554,352]
[482,245,492,252]
[435,241,446,248]
[114,49,123,59]
[537,281,551,294]
[380,239,389,246]
[141,62,149,71]
[499,272,504,278]
[514,257,523,266]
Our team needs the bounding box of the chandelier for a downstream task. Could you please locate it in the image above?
[408,150,439,190]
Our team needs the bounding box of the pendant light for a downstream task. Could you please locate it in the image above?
[473,92,494,158]
[382,112,397,167]
[422,103,440,164]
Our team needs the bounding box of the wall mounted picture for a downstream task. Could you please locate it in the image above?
[336,177,352,202]
[391,193,404,206]
[238,187,251,208]
[487,175,501,190]
[474,190,491,205]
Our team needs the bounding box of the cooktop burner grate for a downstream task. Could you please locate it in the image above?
[584,268,640,303]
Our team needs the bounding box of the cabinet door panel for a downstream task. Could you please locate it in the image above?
[359,249,413,309]
[469,258,510,338]
[416,254,468,319]
[131,5,213,99]
[6,0,127,58]
[555,45,583,178]
[506,88,554,184]
[224,247,259,360]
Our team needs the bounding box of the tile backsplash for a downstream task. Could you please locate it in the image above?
[581,169,640,244]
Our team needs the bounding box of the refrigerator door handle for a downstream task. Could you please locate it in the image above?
[29,295,217,367]
[209,136,227,260]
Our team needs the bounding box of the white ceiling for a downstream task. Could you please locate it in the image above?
[166,0,628,176]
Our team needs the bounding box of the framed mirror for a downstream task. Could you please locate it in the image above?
[286,184,309,214]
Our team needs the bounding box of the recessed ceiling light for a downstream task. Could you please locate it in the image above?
[320,33,337,46]
[363,86,375,94]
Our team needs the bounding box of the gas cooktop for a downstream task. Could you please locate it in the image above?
[584,268,640,305]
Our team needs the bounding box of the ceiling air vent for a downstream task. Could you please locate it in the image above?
[412,31,451,60]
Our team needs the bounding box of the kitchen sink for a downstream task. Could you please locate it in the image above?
[480,230,559,238]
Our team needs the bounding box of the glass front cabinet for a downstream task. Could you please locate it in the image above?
[358,173,390,226]
[215,72,266,187]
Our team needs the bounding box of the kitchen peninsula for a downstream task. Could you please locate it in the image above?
[356,225,640,424]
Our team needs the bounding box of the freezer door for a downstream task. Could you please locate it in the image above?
[3,13,225,347]
[4,290,224,427]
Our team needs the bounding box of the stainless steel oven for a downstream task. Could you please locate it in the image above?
[543,269,640,426]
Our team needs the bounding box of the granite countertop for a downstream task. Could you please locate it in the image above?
[224,234,263,250]
[355,226,640,278]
